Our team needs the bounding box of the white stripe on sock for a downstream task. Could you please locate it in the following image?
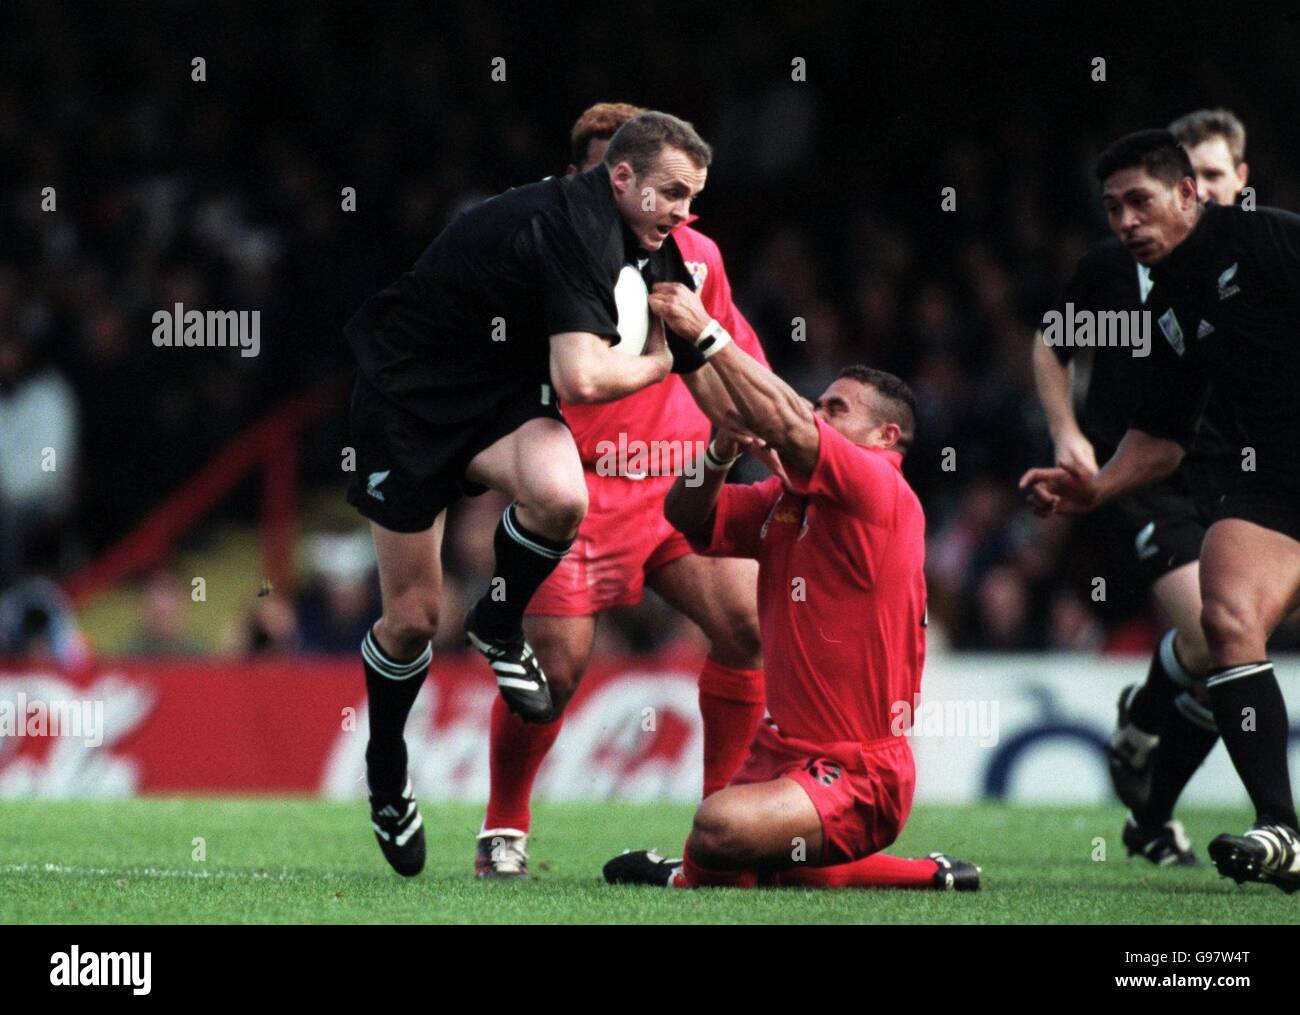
[1174,691,1217,732]
[1159,629,1198,689]
[363,631,431,671]
[362,630,432,681]
[1206,662,1272,688]
[502,505,568,560]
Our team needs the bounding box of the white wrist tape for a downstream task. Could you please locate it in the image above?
[703,438,741,472]
[696,319,732,360]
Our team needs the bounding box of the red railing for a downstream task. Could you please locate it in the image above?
[64,373,350,606]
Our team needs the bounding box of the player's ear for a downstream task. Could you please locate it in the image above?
[1236,162,1249,189]
[566,164,578,177]
[610,161,636,192]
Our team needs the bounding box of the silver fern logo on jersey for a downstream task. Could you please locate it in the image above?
[366,470,390,501]
[1217,262,1241,300]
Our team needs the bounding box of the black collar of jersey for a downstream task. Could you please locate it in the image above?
[568,161,618,220]
[621,217,694,292]
[1149,201,1227,287]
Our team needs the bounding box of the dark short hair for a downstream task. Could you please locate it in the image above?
[1095,129,1195,188]
[836,364,917,452]
[604,111,712,176]
[1168,108,1247,165]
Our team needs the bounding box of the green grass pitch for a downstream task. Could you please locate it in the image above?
[1,799,1296,924]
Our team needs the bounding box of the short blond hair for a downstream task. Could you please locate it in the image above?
[1169,108,1247,165]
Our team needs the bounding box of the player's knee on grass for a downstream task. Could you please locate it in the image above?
[1201,594,1265,662]
[687,794,759,869]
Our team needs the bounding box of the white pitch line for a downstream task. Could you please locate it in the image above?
[0,862,347,883]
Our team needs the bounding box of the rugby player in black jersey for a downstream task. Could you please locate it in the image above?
[1023,129,1300,891]
[1031,110,1252,867]
[344,111,712,875]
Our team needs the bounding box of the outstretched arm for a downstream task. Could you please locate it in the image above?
[648,282,819,475]
[1019,427,1184,515]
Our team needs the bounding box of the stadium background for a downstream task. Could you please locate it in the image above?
[3,1,1300,807]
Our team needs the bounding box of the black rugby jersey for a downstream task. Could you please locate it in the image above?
[1133,204,1300,488]
[1049,235,1236,469]
[345,163,704,423]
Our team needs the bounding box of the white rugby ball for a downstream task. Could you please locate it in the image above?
[613,264,651,356]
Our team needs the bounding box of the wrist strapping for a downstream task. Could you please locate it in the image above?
[703,438,741,472]
[696,319,732,360]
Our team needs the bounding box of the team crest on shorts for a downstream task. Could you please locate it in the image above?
[684,260,708,290]
[804,759,842,786]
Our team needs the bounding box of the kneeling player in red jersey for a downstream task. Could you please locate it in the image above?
[603,282,980,891]
[476,103,769,877]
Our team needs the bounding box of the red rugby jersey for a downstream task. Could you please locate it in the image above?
[689,417,928,744]
[563,223,768,465]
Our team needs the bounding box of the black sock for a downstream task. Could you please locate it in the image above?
[473,502,572,641]
[361,625,432,794]
[1206,661,1298,830]
[1136,692,1219,826]
[1130,629,1192,733]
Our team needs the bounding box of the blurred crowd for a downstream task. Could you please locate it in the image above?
[4,2,1300,658]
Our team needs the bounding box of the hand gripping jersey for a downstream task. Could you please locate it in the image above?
[562,222,770,464]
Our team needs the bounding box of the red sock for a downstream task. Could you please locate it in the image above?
[483,695,563,832]
[772,853,940,889]
[697,658,765,798]
[677,845,758,889]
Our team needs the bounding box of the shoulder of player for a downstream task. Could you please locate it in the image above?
[556,164,619,227]
[1200,204,1300,290]
[525,169,623,270]
[1221,202,1300,242]
[455,175,570,250]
